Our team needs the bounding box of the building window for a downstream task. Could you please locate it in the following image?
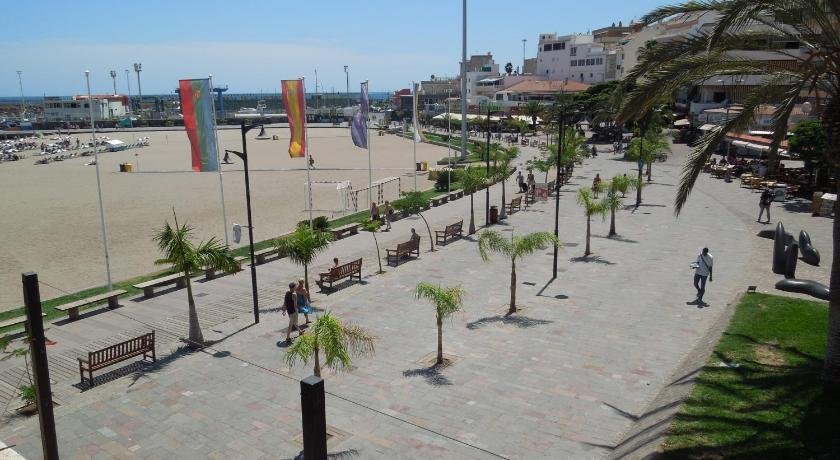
[552,42,565,50]
[570,47,576,56]
[596,58,603,65]
[543,44,552,51]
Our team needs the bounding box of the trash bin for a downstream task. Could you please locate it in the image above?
[124,163,133,173]
[416,162,422,171]
[490,206,499,224]
[119,163,126,172]
[421,161,428,171]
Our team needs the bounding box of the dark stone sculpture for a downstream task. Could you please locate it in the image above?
[798,230,820,266]
[775,278,830,301]
[772,222,787,275]
[758,229,793,243]
[784,242,799,279]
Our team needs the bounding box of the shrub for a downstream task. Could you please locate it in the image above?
[297,216,329,231]
[435,169,462,191]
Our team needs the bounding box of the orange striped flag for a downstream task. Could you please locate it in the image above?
[282,79,307,158]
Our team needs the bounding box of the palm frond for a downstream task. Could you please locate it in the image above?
[285,332,316,368]
[513,232,560,258]
[415,282,465,320]
[477,230,512,261]
[274,226,333,266]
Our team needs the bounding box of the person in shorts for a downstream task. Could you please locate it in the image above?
[284,282,301,342]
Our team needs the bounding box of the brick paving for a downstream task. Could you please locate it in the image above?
[0,140,832,459]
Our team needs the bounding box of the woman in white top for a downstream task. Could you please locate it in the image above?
[693,248,714,303]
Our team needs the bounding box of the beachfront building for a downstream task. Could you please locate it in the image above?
[698,104,808,130]
[43,95,129,122]
[460,53,501,104]
[493,79,590,110]
[535,33,611,84]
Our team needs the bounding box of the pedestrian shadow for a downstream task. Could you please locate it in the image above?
[402,364,453,386]
[466,314,553,330]
[570,256,616,265]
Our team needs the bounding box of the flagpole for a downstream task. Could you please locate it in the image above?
[85,70,112,290]
[209,75,230,247]
[412,81,417,191]
[302,77,313,227]
[366,81,372,208]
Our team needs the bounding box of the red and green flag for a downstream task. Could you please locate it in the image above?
[282,79,307,158]
[179,78,219,171]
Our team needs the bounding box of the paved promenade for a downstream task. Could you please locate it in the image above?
[0,141,832,459]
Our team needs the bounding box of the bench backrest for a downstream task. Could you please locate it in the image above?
[331,259,362,277]
[445,221,463,234]
[90,332,154,366]
[398,238,420,252]
[511,196,522,205]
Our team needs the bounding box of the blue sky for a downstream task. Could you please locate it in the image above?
[0,0,669,96]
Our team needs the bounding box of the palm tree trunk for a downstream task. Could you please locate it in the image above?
[822,97,840,383]
[418,212,434,251]
[304,264,309,292]
[184,270,204,347]
[508,259,517,315]
[609,207,616,237]
[585,216,591,256]
[372,233,383,273]
[436,316,443,366]
[468,193,476,234]
[313,346,321,378]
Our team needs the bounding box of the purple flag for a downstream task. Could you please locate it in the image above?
[351,81,369,149]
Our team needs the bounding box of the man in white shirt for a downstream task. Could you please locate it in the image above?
[693,247,713,304]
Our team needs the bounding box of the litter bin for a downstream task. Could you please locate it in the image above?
[119,163,126,172]
[416,162,422,171]
[124,163,133,173]
[490,206,499,224]
[421,161,428,171]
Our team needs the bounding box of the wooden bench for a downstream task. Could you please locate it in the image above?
[386,238,420,266]
[56,289,126,321]
[133,273,186,298]
[431,196,449,207]
[78,332,156,386]
[0,313,46,331]
[255,247,281,264]
[435,220,463,246]
[506,196,522,214]
[205,256,246,280]
[331,223,360,240]
[315,258,362,291]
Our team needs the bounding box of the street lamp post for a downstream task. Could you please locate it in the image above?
[133,63,143,118]
[446,89,452,193]
[344,65,350,110]
[225,120,263,324]
[125,69,132,114]
[109,70,117,95]
[636,118,648,208]
[483,104,501,226]
[16,71,25,121]
[522,39,527,71]
[85,70,113,290]
[552,99,567,279]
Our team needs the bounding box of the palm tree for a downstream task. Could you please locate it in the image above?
[154,215,239,346]
[361,219,384,274]
[504,62,514,75]
[285,312,376,378]
[415,282,465,366]
[522,101,544,131]
[492,146,519,219]
[618,3,840,384]
[478,230,560,315]
[547,126,589,182]
[604,176,628,237]
[393,191,434,251]
[459,167,486,235]
[626,129,670,183]
[576,187,607,257]
[274,225,334,291]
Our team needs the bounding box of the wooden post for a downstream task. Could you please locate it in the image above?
[22,272,59,459]
[300,375,327,459]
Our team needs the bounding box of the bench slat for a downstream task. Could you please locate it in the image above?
[56,289,127,312]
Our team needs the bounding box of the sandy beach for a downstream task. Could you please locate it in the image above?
[0,126,449,310]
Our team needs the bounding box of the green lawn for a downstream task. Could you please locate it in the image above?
[661,293,840,458]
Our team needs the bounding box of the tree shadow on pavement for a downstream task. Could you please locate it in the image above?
[570,256,616,265]
[466,314,553,330]
[593,234,639,243]
[292,449,360,460]
[402,365,453,386]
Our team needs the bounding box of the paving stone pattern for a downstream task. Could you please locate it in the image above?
[0,140,832,459]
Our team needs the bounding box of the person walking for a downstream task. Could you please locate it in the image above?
[370,201,380,222]
[592,173,602,198]
[296,278,312,324]
[284,282,301,342]
[758,187,774,223]
[691,247,713,304]
[527,170,536,194]
[383,200,393,231]
[517,171,527,193]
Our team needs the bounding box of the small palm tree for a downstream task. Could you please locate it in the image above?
[492,146,518,219]
[522,101,544,131]
[576,187,607,257]
[274,225,334,291]
[459,167,486,235]
[604,176,627,237]
[154,214,239,346]
[285,312,376,378]
[478,230,560,315]
[626,130,670,183]
[361,219,384,274]
[393,191,434,251]
[415,283,465,366]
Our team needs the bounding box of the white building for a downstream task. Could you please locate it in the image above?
[460,53,501,104]
[535,33,609,84]
[43,95,129,122]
